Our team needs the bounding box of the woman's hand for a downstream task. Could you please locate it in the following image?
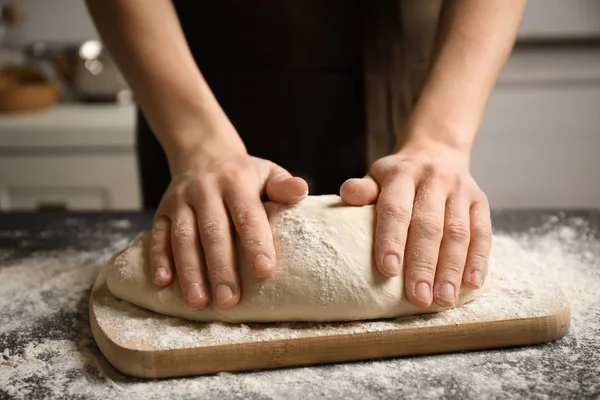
[150,146,308,311]
[340,142,492,309]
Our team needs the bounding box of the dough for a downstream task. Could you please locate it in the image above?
[106,195,487,323]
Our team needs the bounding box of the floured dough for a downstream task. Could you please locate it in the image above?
[105,195,487,323]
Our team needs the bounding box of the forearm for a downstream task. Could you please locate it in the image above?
[86,0,244,171]
[399,0,527,155]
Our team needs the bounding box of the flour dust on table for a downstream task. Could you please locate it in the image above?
[1,215,599,399]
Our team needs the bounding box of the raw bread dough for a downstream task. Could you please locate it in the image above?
[106,195,487,323]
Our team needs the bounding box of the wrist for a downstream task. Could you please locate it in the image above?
[398,119,475,152]
[166,126,247,176]
[395,131,472,167]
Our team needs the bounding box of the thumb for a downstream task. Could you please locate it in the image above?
[265,165,309,204]
[340,176,380,206]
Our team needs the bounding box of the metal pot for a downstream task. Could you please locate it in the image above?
[26,40,131,104]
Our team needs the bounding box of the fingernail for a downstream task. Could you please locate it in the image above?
[216,285,233,305]
[154,266,167,282]
[382,254,401,275]
[438,282,456,305]
[468,270,483,287]
[187,283,207,309]
[253,254,273,273]
[415,282,432,305]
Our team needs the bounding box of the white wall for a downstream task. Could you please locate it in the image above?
[473,47,600,208]
[519,0,600,40]
[2,0,600,45]
[1,0,99,44]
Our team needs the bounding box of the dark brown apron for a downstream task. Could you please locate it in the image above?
[137,0,367,208]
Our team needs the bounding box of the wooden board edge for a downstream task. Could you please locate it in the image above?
[90,303,144,377]
[92,302,570,379]
[89,268,149,377]
[90,268,572,379]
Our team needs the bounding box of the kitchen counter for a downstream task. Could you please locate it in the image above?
[0,210,598,399]
[0,103,140,211]
[0,103,135,150]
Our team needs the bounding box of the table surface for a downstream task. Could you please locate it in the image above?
[0,210,598,399]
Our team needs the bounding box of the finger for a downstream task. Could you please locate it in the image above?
[150,216,174,287]
[226,188,276,279]
[171,205,209,309]
[193,188,240,310]
[266,165,308,204]
[463,197,493,290]
[340,176,379,206]
[374,174,415,278]
[404,182,446,308]
[433,195,470,307]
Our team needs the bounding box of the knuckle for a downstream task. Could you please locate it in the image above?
[406,260,436,280]
[377,203,412,224]
[177,264,199,280]
[207,260,232,281]
[201,220,227,246]
[232,202,261,228]
[169,187,186,203]
[384,163,414,182]
[150,225,170,258]
[472,225,493,242]
[468,252,490,268]
[445,221,471,242]
[151,226,166,243]
[422,163,438,178]
[378,236,406,251]
[158,192,185,214]
[423,165,451,184]
[185,176,208,198]
[150,240,166,259]
[475,190,489,205]
[243,237,264,253]
[369,158,391,178]
[450,176,468,193]
[471,196,491,216]
[156,200,174,216]
[413,215,444,241]
[439,262,464,278]
[172,217,195,244]
[221,166,244,185]
[152,215,169,229]
[192,174,208,188]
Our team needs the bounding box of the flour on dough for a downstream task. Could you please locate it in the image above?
[105,195,487,322]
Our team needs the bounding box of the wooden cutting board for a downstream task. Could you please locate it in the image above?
[90,268,570,379]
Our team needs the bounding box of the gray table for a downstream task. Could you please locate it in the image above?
[0,211,598,399]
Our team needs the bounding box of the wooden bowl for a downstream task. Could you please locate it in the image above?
[0,66,59,113]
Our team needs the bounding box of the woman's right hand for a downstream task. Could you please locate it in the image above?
[149,145,308,311]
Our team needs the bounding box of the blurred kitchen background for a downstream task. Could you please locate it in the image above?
[0,0,598,211]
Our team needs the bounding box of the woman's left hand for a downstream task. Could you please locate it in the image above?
[340,143,492,309]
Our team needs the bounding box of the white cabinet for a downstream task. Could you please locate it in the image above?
[0,104,141,211]
[473,47,600,208]
[519,0,600,40]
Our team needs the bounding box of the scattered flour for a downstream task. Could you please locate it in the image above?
[1,215,599,399]
[108,220,133,230]
[93,231,567,350]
